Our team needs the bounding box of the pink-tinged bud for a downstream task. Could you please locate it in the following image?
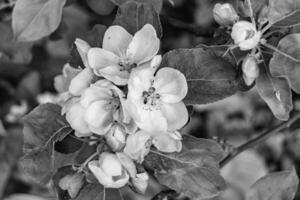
[58,173,85,198]
[231,21,261,50]
[88,153,130,188]
[68,68,95,96]
[131,172,149,194]
[213,3,239,26]
[105,124,127,151]
[242,56,259,86]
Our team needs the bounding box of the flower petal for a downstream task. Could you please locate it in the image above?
[153,132,182,153]
[154,67,188,103]
[116,152,137,177]
[75,38,91,68]
[80,84,112,108]
[88,160,115,187]
[161,102,188,131]
[126,24,160,65]
[99,65,130,85]
[103,25,133,57]
[87,47,120,75]
[69,68,95,96]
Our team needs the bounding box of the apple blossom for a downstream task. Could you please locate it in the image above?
[131,172,149,194]
[231,21,261,50]
[242,55,259,86]
[88,152,136,188]
[152,131,182,153]
[123,131,152,163]
[87,24,160,85]
[74,38,91,68]
[58,173,84,198]
[105,123,127,151]
[213,3,239,26]
[68,67,95,96]
[126,67,188,134]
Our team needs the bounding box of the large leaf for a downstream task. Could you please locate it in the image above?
[267,0,300,27]
[113,1,162,38]
[111,0,163,13]
[246,170,299,200]
[86,0,115,15]
[144,135,226,199]
[256,62,293,120]
[161,47,241,105]
[269,33,300,93]
[20,103,79,183]
[12,0,66,42]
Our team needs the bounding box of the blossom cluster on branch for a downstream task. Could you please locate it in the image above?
[55,24,188,192]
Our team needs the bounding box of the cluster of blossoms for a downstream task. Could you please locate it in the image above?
[213,3,261,86]
[56,24,188,193]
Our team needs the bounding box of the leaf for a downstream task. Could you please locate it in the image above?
[111,0,163,13]
[246,170,299,200]
[256,62,293,120]
[269,33,300,93]
[12,0,66,42]
[113,1,163,38]
[267,0,300,27]
[144,135,226,200]
[86,0,115,15]
[20,103,81,183]
[161,47,242,105]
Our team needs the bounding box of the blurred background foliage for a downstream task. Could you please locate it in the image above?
[0,0,300,199]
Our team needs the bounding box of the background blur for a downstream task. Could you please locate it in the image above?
[0,0,300,199]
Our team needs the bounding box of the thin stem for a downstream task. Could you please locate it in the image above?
[220,113,300,168]
[262,42,300,62]
[77,151,98,172]
[246,0,256,27]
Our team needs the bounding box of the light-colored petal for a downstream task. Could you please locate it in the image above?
[131,172,149,194]
[69,68,95,96]
[116,152,137,177]
[103,25,133,57]
[87,48,120,75]
[150,55,162,71]
[100,153,123,176]
[84,100,113,134]
[75,38,91,68]
[127,68,154,100]
[154,67,188,103]
[99,65,130,85]
[126,24,160,65]
[161,102,188,131]
[153,132,182,153]
[105,124,126,151]
[80,84,112,108]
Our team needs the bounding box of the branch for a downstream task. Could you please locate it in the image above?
[220,112,300,168]
[160,15,214,37]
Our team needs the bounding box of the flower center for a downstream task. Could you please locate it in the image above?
[142,86,161,107]
[118,59,137,72]
[245,29,255,40]
[106,97,120,111]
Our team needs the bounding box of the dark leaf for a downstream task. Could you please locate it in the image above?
[86,0,115,15]
[12,0,66,42]
[246,170,299,200]
[144,135,226,200]
[269,33,300,93]
[113,1,163,38]
[161,47,242,105]
[111,0,163,13]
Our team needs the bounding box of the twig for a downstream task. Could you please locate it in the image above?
[160,15,214,37]
[220,113,300,168]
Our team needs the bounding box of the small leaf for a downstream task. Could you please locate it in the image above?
[256,63,293,120]
[113,1,163,38]
[161,47,242,105]
[144,135,226,199]
[269,33,300,93]
[86,0,115,15]
[246,169,299,200]
[12,0,66,42]
[111,0,163,13]
[267,0,300,27]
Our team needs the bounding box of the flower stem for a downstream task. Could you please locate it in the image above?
[262,42,300,62]
[220,112,300,168]
[77,151,99,172]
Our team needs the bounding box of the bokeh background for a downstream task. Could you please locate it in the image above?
[0,0,300,199]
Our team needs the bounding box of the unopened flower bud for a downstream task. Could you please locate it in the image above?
[58,173,85,198]
[213,3,239,26]
[231,21,261,50]
[105,124,127,151]
[242,56,259,86]
[69,68,95,96]
[131,172,149,194]
[75,38,91,68]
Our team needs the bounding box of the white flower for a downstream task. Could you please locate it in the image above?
[105,123,127,151]
[68,67,95,96]
[126,67,188,133]
[152,131,182,153]
[242,55,259,86]
[88,152,136,188]
[123,131,152,163]
[131,172,149,194]
[231,21,261,50]
[80,79,125,135]
[213,3,239,26]
[87,24,160,85]
[74,38,91,68]
[58,173,84,198]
